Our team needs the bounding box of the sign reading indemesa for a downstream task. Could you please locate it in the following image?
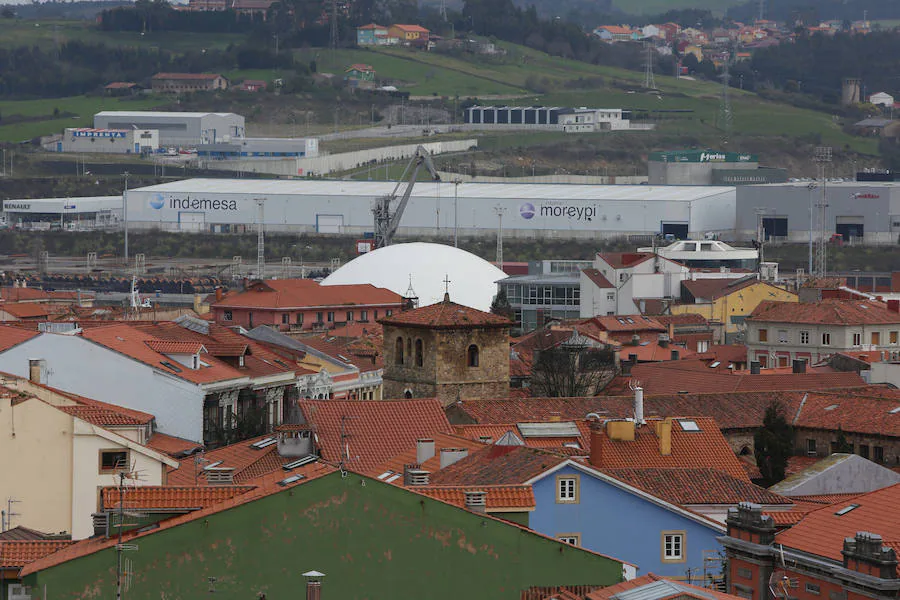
[151,194,238,211]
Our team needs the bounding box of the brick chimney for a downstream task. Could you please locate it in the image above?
[416,438,435,464]
[215,286,224,302]
[655,419,672,456]
[658,334,669,349]
[843,532,899,579]
[464,490,487,513]
[726,502,776,545]
[303,571,325,600]
[888,299,900,313]
[589,422,604,468]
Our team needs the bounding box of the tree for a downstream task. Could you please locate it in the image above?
[834,426,853,453]
[489,289,514,321]
[529,337,616,397]
[754,401,794,486]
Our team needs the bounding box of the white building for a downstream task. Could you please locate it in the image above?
[636,240,759,270]
[59,128,159,154]
[123,178,737,239]
[3,196,122,230]
[464,106,634,132]
[869,92,895,107]
[582,251,690,316]
[93,111,245,146]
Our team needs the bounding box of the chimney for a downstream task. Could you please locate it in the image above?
[726,503,776,544]
[464,490,487,513]
[403,464,430,486]
[630,334,640,346]
[215,286,224,302]
[303,571,325,600]
[628,353,638,365]
[633,386,644,425]
[416,438,435,464]
[671,349,680,361]
[792,358,807,374]
[888,299,900,313]
[843,532,898,579]
[589,422,604,468]
[605,420,635,442]
[750,360,761,375]
[658,334,669,348]
[276,427,313,458]
[440,448,469,469]
[655,419,672,456]
[28,358,44,384]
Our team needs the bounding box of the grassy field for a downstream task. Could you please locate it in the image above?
[0,95,167,142]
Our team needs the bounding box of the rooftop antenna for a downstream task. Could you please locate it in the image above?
[255,198,265,280]
[814,146,832,279]
[717,47,734,141]
[2,498,21,532]
[114,462,144,600]
[494,205,507,271]
[643,42,656,90]
[338,415,357,475]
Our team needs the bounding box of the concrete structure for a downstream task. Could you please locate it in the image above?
[150,72,228,93]
[636,240,759,270]
[498,260,592,332]
[124,179,737,239]
[770,454,900,497]
[59,128,158,154]
[93,111,245,147]
[196,136,318,160]
[0,376,177,539]
[465,106,633,132]
[380,295,511,404]
[870,91,895,107]
[735,181,900,243]
[3,196,122,230]
[648,150,763,185]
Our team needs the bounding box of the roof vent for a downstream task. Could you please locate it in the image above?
[205,467,235,485]
[403,464,430,486]
[464,490,487,513]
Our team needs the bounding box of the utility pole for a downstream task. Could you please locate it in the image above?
[123,171,130,266]
[494,205,507,271]
[807,182,817,277]
[643,42,656,90]
[718,48,733,140]
[814,147,832,278]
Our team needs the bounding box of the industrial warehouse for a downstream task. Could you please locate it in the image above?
[6,179,900,242]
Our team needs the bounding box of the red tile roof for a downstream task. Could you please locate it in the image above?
[602,468,792,506]
[0,325,40,351]
[596,252,653,269]
[371,432,488,477]
[392,23,429,32]
[416,485,535,510]
[0,540,74,569]
[346,63,375,72]
[592,315,666,333]
[144,340,205,355]
[591,417,749,480]
[101,485,255,510]
[582,268,614,289]
[681,277,777,301]
[0,527,57,541]
[152,72,224,80]
[299,398,453,473]
[379,297,511,330]
[212,279,403,310]
[775,483,900,569]
[146,432,204,457]
[0,302,50,318]
[429,445,568,486]
[105,81,138,89]
[749,299,900,325]
[167,433,294,485]
[357,22,386,29]
[586,573,744,600]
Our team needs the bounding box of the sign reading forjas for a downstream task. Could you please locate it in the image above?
[519,201,596,222]
[149,193,238,211]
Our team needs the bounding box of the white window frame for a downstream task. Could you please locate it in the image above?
[853,332,862,346]
[662,531,685,562]
[557,534,580,546]
[800,330,809,344]
[822,332,831,346]
[556,475,579,504]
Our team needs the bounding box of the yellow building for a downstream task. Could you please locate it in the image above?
[671,278,798,343]
[388,24,430,42]
[0,376,178,539]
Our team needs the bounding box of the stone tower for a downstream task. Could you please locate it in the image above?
[380,293,511,405]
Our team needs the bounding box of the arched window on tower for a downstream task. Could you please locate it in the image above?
[395,337,404,365]
[415,339,424,367]
[407,338,412,363]
[467,344,479,367]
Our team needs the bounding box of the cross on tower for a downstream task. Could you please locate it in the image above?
[443,274,451,301]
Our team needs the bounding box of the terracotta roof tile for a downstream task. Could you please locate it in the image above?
[429,445,568,486]
[167,434,293,485]
[101,485,255,510]
[299,399,453,473]
[596,252,653,269]
[0,540,73,569]
[0,527,58,541]
[582,268,613,289]
[415,485,535,510]
[748,299,900,326]
[145,340,205,355]
[212,279,403,310]
[775,483,900,567]
[787,492,864,504]
[371,432,488,477]
[602,468,792,505]
[592,315,666,333]
[146,432,203,457]
[392,23,429,32]
[0,325,40,351]
[681,277,769,301]
[0,302,49,318]
[586,573,744,600]
[380,298,511,330]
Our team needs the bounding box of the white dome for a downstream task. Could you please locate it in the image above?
[321,243,506,312]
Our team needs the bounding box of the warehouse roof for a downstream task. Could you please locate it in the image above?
[94,111,241,118]
[131,178,735,202]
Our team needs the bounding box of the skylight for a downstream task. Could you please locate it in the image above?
[890,406,900,414]
[824,404,839,411]
[835,504,860,516]
[250,437,277,449]
[277,474,305,487]
[282,456,317,471]
[678,420,700,432]
[159,361,182,373]
[377,471,395,480]
[386,474,402,483]
[709,361,721,368]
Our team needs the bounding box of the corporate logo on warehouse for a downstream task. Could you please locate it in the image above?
[521,202,596,222]
[149,194,238,211]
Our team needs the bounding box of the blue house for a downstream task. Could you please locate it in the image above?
[525,460,725,583]
[357,23,389,46]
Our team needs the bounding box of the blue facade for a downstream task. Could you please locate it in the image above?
[529,464,724,581]
[357,29,376,45]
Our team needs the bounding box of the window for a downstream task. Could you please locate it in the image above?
[99,450,129,473]
[853,333,862,346]
[737,568,753,580]
[556,475,579,503]
[296,313,303,325]
[859,444,870,459]
[346,311,354,322]
[467,344,479,368]
[872,331,881,345]
[892,331,898,345]
[316,312,323,323]
[800,331,810,344]
[697,340,709,353]
[778,329,788,343]
[662,532,685,562]
[606,292,615,301]
[415,339,424,367]
[360,310,368,322]
[395,337,404,365]
[223,310,233,322]
[374,310,379,320]
[557,534,580,546]
[385,309,393,316]
[281,313,289,325]
[874,446,885,463]
[806,583,821,596]
[327,312,335,322]
[822,332,831,346]
[807,439,817,456]
[758,329,768,342]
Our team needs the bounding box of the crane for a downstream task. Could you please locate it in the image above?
[373,145,440,249]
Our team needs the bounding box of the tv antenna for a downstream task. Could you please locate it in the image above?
[1,497,21,532]
[339,415,358,474]
[114,463,145,600]
[813,146,832,279]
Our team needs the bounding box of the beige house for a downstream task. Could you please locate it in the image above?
[745,299,900,368]
[0,378,178,539]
